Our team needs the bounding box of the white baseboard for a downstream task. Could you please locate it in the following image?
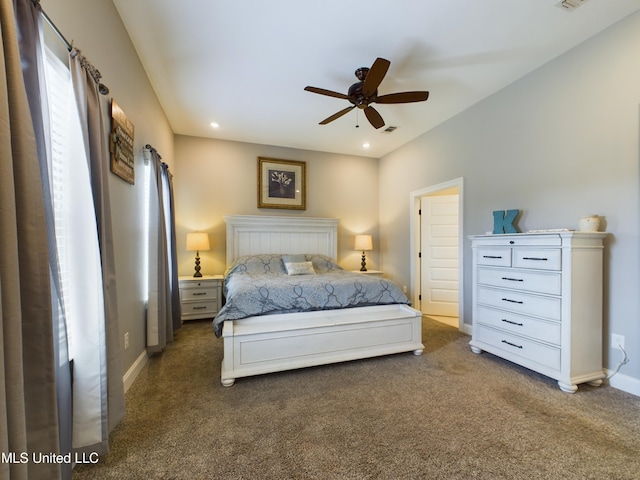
[604,369,640,397]
[123,350,148,393]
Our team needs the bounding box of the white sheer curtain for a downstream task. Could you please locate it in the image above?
[45,47,109,451]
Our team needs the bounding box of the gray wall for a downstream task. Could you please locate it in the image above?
[379,11,640,386]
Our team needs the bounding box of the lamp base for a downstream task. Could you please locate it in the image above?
[193,252,202,277]
[360,251,367,272]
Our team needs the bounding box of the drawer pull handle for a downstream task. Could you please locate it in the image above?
[193,292,208,296]
[502,298,523,304]
[502,319,524,326]
[522,257,548,261]
[193,306,208,310]
[501,277,523,282]
[501,340,523,349]
[483,255,503,259]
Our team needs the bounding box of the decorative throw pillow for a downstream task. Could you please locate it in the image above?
[284,261,316,276]
[282,254,306,268]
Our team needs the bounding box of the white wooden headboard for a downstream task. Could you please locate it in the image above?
[224,215,339,267]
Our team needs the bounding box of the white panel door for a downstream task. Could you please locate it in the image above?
[420,195,459,316]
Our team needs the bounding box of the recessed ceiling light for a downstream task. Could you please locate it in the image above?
[210,122,220,129]
[362,142,370,149]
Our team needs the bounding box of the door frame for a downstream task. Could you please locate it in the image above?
[409,177,466,332]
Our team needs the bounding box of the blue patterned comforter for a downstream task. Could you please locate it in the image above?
[212,254,410,337]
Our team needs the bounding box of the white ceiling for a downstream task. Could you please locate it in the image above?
[112,0,640,158]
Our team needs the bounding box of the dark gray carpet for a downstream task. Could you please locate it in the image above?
[73,317,640,479]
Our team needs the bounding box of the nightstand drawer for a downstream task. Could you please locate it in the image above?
[181,300,217,319]
[477,267,561,295]
[181,286,218,302]
[476,305,561,345]
[477,286,561,321]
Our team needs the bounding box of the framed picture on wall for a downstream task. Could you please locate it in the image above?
[258,157,306,210]
[109,100,135,184]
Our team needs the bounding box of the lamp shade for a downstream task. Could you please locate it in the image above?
[354,234,373,251]
[186,232,210,252]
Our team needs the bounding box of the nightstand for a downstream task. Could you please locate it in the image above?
[351,270,384,277]
[178,275,223,321]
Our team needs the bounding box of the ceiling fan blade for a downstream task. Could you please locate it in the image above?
[362,57,390,97]
[304,86,349,100]
[364,105,385,129]
[375,91,430,104]
[319,105,355,125]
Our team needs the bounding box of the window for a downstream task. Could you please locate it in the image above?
[44,47,106,367]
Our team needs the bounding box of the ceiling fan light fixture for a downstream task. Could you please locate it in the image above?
[304,57,429,130]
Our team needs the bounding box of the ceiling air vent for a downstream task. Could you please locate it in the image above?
[383,126,398,133]
[556,0,588,12]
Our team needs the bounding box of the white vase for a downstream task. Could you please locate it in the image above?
[579,215,600,232]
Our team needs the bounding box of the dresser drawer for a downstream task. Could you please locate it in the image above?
[477,267,561,295]
[181,300,217,318]
[476,305,561,345]
[513,248,561,271]
[477,286,561,321]
[181,286,218,302]
[476,325,560,371]
[476,248,511,267]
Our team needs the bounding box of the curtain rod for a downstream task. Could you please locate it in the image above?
[144,144,163,161]
[38,5,110,95]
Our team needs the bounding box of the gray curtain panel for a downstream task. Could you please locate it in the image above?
[0,0,62,478]
[163,164,182,333]
[14,0,73,478]
[146,147,181,353]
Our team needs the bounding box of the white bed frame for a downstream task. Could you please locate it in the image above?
[220,215,424,386]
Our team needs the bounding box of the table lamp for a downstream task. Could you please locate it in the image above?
[355,234,373,272]
[186,232,210,277]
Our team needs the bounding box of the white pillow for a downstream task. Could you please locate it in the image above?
[284,261,316,276]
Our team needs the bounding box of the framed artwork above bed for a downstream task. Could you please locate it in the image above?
[258,157,306,210]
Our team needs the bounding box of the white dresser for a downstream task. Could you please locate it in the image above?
[178,275,223,321]
[469,232,606,393]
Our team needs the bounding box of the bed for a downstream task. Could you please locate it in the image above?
[216,215,424,386]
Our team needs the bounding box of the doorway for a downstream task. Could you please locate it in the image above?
[410,178,464,330]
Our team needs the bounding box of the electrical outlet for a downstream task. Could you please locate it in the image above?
[124,332,130,350]
[402,285,408,294]
[611,333,625,351]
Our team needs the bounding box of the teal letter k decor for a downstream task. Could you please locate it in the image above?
[493,209,519,234]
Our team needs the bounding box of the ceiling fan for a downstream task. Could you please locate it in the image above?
[304,57,429,129]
